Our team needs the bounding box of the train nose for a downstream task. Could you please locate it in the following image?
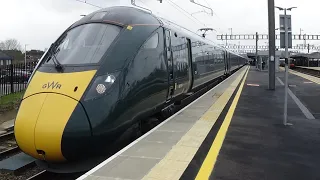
[14,93,91,162]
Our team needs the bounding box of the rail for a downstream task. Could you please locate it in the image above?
[0,131,19,160]
[293,66,320,78]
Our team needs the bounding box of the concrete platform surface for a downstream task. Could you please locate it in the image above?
[77,66,249,180]
[209,68,320,180]
[278,70,320,119]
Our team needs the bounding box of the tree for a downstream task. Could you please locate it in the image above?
[0,38,22,51]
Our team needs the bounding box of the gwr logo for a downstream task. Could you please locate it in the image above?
[42,81,62,89]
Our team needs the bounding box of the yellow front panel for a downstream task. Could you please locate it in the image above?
[34,93,78,162]
[14,93,47,159]
[23,70,97,101]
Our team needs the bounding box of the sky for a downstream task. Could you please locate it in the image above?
[1,0,320,51]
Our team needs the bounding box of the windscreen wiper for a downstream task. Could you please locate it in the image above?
[48,43,64,72]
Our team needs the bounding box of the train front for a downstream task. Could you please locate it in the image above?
[14,21,122,163]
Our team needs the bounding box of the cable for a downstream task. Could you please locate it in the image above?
[166,0,206,27]
[137,0,147,6]
[203,0,210,7]
[194,0,227,33]
[141,0,205,27]
[139,0,209,39]
[75,0,103,9]
[136,0,205,27]
[137,0,151,10]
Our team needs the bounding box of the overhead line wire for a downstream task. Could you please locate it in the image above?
[166,0,206,27]
[138,0,204,38]
[197,0,228,33]
[203,0,210,7]
[140,0,205,27]
[75,0,103,8]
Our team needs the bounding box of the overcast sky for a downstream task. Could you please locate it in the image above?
[1,0,320,51]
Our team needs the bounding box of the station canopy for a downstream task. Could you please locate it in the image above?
[291,52,320,59]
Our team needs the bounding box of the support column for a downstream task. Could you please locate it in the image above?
[268,0,276,90]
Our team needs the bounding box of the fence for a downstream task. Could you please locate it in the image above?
[0,61,37,97]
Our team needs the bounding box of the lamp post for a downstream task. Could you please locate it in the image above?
[228,28,233,35]
[275,6,297,126]
[299,28,307,47]
[24,44,28,73]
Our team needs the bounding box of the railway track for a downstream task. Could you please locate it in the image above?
[0,130,20,160]
[293,67,320,78]
[27,170,50,180]
[0,130,14,141]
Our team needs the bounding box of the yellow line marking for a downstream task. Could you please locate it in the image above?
[296,66,320,71]
[195,66,250,180]
[291,70,320,84]
[279,66,320,85]
[142,66,249,180]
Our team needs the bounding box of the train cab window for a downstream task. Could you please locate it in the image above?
[143,33,159,49]
[44,23,121,65]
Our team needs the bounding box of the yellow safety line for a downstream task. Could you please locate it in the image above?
[141,67,249,180]
[280,66,320,84]
[195,66,250,180]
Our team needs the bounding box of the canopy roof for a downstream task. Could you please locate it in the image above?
[291,52,320,59]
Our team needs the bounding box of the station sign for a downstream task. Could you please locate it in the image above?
[279,14,293,48]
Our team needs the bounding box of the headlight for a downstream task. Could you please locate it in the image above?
[84,72,119,101]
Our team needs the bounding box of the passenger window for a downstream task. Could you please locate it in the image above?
[143,33,159,49]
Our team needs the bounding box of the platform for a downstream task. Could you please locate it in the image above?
[205,68,320,180]
[296,66,320,71]
[77,66,320,180]
[77,66,248,180]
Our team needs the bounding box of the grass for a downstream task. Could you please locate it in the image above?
[0,91,25,114]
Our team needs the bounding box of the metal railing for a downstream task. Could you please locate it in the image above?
[0,61,37,97]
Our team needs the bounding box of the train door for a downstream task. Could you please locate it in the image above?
[186,38,194,92]
[223,51,227,74]
[227,52,231,74]
[170,32,190,96]
[164,29,174,100]
[224,51,229,74]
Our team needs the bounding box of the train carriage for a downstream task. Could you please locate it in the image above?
[14,6,247,165]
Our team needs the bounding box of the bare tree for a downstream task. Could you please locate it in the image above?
[0,41,5,50]
[0,38,22,51]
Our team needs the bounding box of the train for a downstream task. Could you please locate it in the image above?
[279,58,296,68]
[14,6,247,166]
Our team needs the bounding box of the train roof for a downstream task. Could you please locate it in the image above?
[69,6,245,58]
[70,6,208,42]
[70,6,161,29]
